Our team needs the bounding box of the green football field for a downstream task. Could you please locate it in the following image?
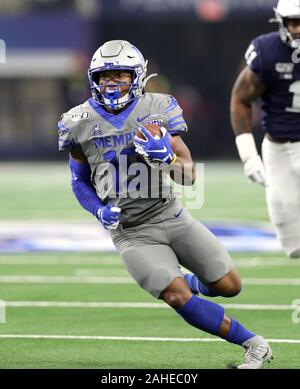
[0,162,299,369]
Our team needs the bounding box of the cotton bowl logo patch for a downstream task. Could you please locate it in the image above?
[144,114,165,127]
[275,63,294,80]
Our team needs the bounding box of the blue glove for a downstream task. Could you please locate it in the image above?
[97,204,121,230]
[134,126,177,166]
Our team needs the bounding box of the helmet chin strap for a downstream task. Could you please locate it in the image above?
[288,32,300,49]
[271,10,300,49]
[282,25,300,48]
[144,73,158,87]
[103,91,130,110]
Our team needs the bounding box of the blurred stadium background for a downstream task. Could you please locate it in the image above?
[1,0,300,369]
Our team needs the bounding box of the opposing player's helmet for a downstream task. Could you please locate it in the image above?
[88,40,156,110]
[272,0,300,48]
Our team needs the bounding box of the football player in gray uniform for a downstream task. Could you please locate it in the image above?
[58,40,272,368]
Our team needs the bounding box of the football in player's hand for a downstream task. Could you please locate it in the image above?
[136,123,163,140]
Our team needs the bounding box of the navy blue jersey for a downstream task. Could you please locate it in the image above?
[245,32,300,140]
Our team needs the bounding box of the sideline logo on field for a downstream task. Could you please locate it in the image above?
[0,300,6,323]
[291,299,300,324]
[0,39,6,64]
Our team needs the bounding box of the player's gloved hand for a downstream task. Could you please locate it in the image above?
[243,154,266,186]
[235,133,266,186]
[97,204,121,230]
[133,126,177,166]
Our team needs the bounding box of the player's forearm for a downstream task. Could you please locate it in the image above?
[230,98,253,136]
[70,158,103,217]
[71,179,103,217]
[230,98,261,163]
[170,157,196,186]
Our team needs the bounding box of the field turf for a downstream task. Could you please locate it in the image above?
[0,162,299,369]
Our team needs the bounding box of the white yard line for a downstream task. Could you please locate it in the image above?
[0,275,300,285]
[1,257,299,268]
[3,301,297,310]
[1,259,299,269]
[0,334,299,344]
[0,259,120,266]
[0,276,135,283]
[73,269,126,276]
[243,278,300,285]
[201,207,267,214]
[235,259,300,268]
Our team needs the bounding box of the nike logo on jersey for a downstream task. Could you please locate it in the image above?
[174,208,183,218]
[149,146,168,153]
[137,114,150,122]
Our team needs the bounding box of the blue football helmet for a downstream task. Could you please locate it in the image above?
[88,40,156,110]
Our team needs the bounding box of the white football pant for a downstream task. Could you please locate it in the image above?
[262,136,300,258]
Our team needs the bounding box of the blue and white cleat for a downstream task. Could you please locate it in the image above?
[237,335,273,369]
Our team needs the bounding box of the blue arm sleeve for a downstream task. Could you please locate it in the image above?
[69,157,103,218]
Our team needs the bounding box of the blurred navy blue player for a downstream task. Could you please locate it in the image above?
[231,0,300,258]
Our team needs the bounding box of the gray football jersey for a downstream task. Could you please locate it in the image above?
[58,93,188,223]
